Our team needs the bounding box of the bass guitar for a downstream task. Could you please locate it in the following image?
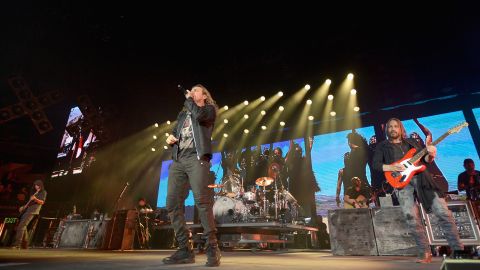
[18,191,39,217]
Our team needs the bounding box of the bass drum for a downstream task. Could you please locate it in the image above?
[213,196,246,223]
[222,174,242,197]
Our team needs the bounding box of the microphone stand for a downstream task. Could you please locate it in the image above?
[106,181,129,249]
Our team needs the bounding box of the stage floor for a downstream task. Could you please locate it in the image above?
[0,248,447,269]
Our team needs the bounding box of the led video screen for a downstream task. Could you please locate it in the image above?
[51,107,98,177]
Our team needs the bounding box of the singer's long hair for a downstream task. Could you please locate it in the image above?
[194,84,218,114]
[386,118,407,140]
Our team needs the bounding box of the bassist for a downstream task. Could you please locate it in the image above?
[11,180,47,249]
[372,118,463,263]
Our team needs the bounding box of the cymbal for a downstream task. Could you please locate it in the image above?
[208,184,224,188]
[255,177,274,186]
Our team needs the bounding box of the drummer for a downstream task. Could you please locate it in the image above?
[137,198,153,215]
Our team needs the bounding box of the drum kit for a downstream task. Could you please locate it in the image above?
[209,174,299,224]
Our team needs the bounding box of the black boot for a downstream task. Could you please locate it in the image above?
[162,243,195,264]
[205,244,221,267]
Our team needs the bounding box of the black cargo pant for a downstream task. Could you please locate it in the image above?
[166,154,217,247]
[13,212,37,247]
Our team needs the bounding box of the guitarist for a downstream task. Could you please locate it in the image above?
[344,177,372,208]
[11,180,47,249]
[373,118,463,263]
[336,130,370,206]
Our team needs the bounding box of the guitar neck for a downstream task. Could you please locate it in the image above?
[410,130,452,163]
[25,191,40,207]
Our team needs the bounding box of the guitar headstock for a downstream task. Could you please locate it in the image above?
[448,121,469,134]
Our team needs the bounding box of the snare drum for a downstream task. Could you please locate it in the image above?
[222,174,242,197]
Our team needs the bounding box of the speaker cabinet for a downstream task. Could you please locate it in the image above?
[371,206,417,255]
[328,208,377,255]
[57,220,90,248]
[441,259,480,270]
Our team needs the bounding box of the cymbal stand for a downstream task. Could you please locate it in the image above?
[274,176,279,220]
[261,182,268,218]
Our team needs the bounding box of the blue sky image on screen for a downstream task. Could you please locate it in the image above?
[401,111,479,190]
[311,126,375,216]
[473,107,480,129]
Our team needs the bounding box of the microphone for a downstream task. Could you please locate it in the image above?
[178,84,188,95]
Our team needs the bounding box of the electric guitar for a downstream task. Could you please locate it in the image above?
[385,122,468,189]
[18,191,39,217]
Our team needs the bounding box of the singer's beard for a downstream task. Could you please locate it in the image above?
[388,131,400,140]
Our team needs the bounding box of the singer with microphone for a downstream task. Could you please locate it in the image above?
[11,180,47,249]
[163,84,221,267]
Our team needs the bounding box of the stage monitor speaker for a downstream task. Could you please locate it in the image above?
[328,208,378,256]
[371,206,417,256]
[440,259,480,270]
